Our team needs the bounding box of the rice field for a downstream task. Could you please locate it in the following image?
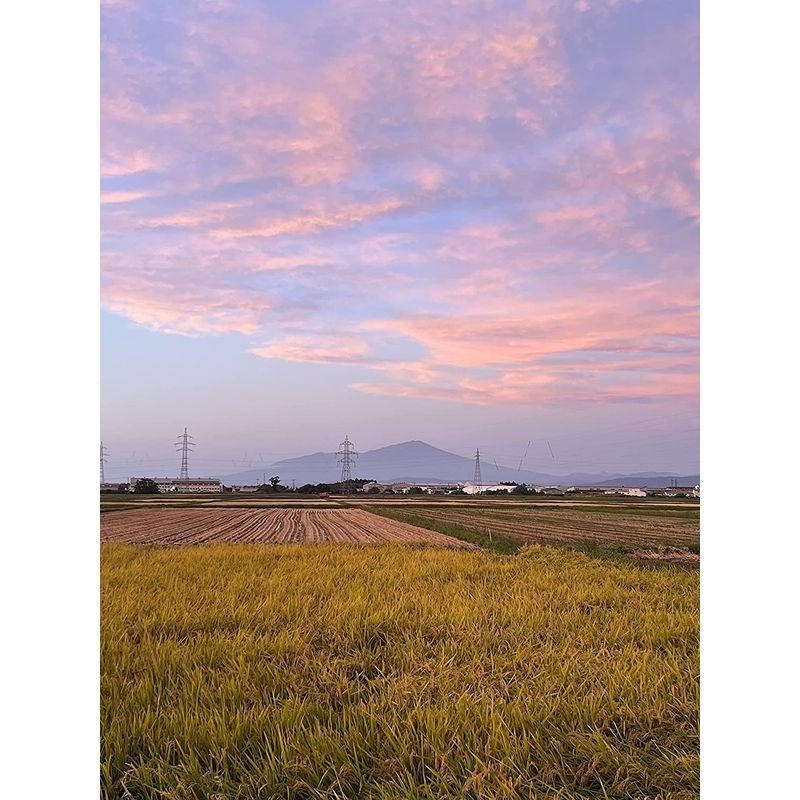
[100,507,475,549]
[367,505,700,556]
[102,543,699,799]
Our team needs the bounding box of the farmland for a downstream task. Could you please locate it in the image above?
[102,543,699,799]
[100,507,475,549]
[364,503,700,563]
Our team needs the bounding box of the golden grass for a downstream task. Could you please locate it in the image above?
[101,543,699,799]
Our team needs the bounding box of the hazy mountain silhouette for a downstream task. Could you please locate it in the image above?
[221,440,698,488]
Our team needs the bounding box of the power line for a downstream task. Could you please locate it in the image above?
[517,440,531,471]
[174,428,195,479]
[337,435,358,494]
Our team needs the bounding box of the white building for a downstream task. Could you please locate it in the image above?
[623,488,647,497]
[129,477,222,494]
[414,483,464,494]
[463,483,517,495]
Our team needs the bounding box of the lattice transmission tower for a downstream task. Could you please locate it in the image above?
[100,442,108,483]
[175,428,195,479]
[473,448,483,494]
[337,435,358,494]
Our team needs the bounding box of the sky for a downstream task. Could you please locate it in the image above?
[100,0,699,482]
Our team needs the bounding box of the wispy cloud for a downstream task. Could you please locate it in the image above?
[102,0,698,408]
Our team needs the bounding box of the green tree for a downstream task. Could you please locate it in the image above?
[133,478,159,494]
[269,475,281,490]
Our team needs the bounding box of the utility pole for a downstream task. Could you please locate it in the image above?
[337,435,358,495]
[100,442,108,484]
[473,448,483,494]
[175,428,194,479]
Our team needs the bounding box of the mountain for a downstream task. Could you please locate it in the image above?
[590,475,700,489]
[221,440,698,488]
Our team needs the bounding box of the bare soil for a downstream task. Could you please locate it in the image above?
[100,508,476,549]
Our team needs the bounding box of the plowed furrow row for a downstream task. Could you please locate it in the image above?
[100,508,476,549]
[102,510,218,545]
[409,508,698,549]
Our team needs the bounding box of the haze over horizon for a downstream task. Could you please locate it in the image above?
[101,0,699,482]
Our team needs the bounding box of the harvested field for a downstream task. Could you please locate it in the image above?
[353,498,700,513]
[100,507,475,549]
[630,547,701,566]
[370,505,699,553]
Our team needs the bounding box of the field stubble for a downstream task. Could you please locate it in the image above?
[365,505,700,562]
[100,507,476,549]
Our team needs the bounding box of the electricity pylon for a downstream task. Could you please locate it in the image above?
[100,442,108,483]
[175,428,194,479]
[337,435,358,494]
[473,448,483,494]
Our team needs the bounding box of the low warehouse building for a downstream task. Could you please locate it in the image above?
[463,483,517,495]
[129,477,222,494]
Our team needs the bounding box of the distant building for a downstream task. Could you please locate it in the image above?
[415,483,464,494]
[463,483,517,495]
[230,484,260,493]
[623,488,647,497]
[541,486,565,496]
[362,481,464,494]
[129,477,222,494]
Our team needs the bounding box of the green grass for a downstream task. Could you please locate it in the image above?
[362,505,523,554]
[102,543,699,799]
[562,505,700,522]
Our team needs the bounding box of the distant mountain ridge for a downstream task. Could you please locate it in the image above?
[221,440,698,488]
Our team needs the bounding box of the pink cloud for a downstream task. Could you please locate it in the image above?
[101,149,159,177]
[352,366,698,407]
[102,274,272,336]
[362,280,697,370]
[100,190,155,204]
[241,276,699,407]
[249,336,370,365]
[135,202,243,231]
[100,1,699,412]
[212,197,406,240]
